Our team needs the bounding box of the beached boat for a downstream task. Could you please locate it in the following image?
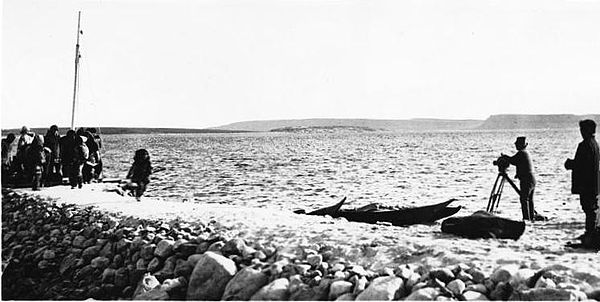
[300,198,461,226]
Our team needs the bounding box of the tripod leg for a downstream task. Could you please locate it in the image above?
[487,174,502,212]
[494,177,506,213]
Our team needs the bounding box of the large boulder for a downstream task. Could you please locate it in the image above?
[404,287,440,300]
[250,278,290,301]
[186,252,237,300]
[356,276,404,300]
[222,267,269,300]
[329,280,354,300]
[511,288,587,301]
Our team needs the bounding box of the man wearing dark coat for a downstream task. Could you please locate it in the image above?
[565,119,600,239]
[503,136,536,221]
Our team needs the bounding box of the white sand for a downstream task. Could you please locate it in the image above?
[12,184,600,287]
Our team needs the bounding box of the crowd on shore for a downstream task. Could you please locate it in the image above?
[1,125,103,190]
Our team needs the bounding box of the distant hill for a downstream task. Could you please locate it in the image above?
[1,127,247,136]
[477,114,600,130]
[4,115,599,136]
[212,118,483,132]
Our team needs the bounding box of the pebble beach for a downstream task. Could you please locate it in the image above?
[2,184,599,300]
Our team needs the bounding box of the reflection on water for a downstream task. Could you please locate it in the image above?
[100,129,582,218]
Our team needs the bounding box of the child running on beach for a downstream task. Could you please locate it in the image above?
[124,149,152,201]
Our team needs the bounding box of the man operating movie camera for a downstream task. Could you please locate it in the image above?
[497,137,545,221]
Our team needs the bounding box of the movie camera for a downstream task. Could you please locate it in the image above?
[487,155,520,213]
[492,155,510,173]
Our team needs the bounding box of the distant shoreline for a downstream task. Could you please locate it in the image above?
[2,114,598,135]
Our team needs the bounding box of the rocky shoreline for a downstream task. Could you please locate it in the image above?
[2,189,600,300]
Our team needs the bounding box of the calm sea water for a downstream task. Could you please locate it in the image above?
[100,129,583,217]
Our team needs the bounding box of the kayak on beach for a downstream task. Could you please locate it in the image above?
[296,198,461,226]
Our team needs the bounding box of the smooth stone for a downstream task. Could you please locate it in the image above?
[404,287,440,300]
[353,276,368,295]
[154,239,175,258]
[136,258,149,271]
[207,241,225,253]
[466,268,486,283]
[288,275,305,295]
[114,267,129,288]
[133,287,169,300]
[587,289,600,300]
[334,271,347,280]
[510,268,535,288]
[91,256,111,270]
[222,267,269,300]
[72,235,87,248]
[312,278,334,300]
[174,259,192,279]
[430,268,455,284]
[289,284,313,300]
[59,254,79,275]
[535,276,557,289]
[489,281,513,300]
[99,242,114,258]
[178,243,198,258]
[187,254,205,267]
[335,293,356,301]
[465,283,488,294]
[147,257,163,273]
[405,272,422,292]
[140,244,156,260]
[250,277,290,300]
[356,276,404,300]
[490,264,519,284]
[160,277,186,292]
[155,256,177,280]
[102,268,117,284]
[221,238,248,256]
[350,265,368,277]
[331,263,346,273]
[116,238,131,252]
[329,280,354,300]
[295,264,311,275]
[186,251,237,300]
[82,246,102,262]
[462,290,489,301]
[456,271,473,282]
[306,254,323,268]
[447,279,466,295]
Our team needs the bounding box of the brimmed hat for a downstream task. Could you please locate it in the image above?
[515,136,527,146]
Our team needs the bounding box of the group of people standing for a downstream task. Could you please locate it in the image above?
[502,119,599,245]
[1,125,103,190]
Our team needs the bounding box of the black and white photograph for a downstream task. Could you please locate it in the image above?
[2,0,600,300]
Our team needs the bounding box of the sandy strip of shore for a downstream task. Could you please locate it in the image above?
[12,184,600,286]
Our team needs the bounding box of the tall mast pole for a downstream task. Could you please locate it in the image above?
[70,11,82,130]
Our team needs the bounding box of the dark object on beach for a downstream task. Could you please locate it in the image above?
[299,198,461,227]
[441,210,526,240]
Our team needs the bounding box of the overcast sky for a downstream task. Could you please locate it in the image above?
[2,0,600,129]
